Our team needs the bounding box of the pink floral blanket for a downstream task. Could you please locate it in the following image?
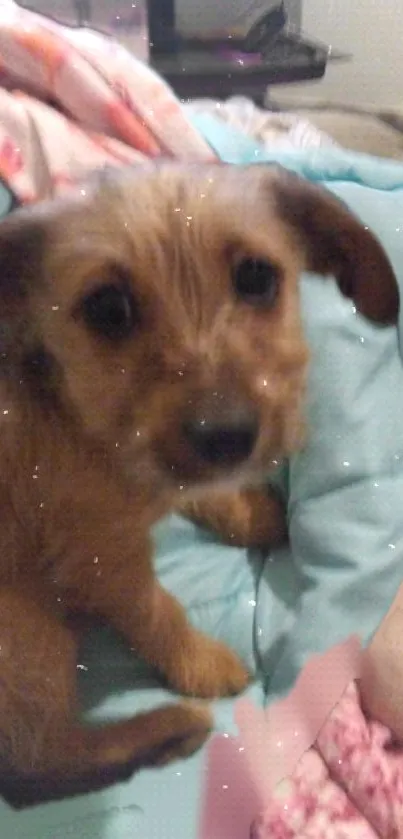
[200,591,403,839]
[252,681,403,839]
[0,0,216,205]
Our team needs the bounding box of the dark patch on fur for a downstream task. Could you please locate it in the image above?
[0,727,205,809]
[0,211,47,300]
[0,208,50,365]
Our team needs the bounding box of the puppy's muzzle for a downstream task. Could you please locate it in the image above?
[183,395,259,466]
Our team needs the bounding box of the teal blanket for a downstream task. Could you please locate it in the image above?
[5,119,403,839]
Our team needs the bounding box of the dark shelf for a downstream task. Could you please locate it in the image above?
[150,32,328,103]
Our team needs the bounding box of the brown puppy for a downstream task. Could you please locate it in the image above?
[0,163,397,806]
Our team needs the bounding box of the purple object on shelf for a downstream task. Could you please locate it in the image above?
[217,49,263,66]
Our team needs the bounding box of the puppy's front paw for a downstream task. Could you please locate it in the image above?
[170,634,250,699]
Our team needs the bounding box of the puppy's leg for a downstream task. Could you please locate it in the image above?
[178,488,287,549]
[59,522,250,700]
[132,582,251,698]
[0,586,211,807]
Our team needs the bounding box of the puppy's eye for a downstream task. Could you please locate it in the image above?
[232,258,280,307]
[81,284,139,341]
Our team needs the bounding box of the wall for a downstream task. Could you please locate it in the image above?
[176,0,300,34]
[275,0,403,107]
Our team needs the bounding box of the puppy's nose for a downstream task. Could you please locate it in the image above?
[183,401,258,465]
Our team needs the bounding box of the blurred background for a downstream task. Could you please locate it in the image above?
[18,0,403,107]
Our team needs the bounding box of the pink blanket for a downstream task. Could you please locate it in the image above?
[0,0,216,204]
[253,682,403,839]
[200,627,403,839]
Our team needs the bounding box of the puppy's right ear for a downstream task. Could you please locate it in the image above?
[0,206,48,357]
[269,166,400,326]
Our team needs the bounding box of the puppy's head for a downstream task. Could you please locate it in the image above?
[0,164,398,494]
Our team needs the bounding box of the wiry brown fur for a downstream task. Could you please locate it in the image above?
[0,162,397,807]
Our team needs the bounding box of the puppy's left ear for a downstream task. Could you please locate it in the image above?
[0,204,50,357]
[271,167,399,325]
